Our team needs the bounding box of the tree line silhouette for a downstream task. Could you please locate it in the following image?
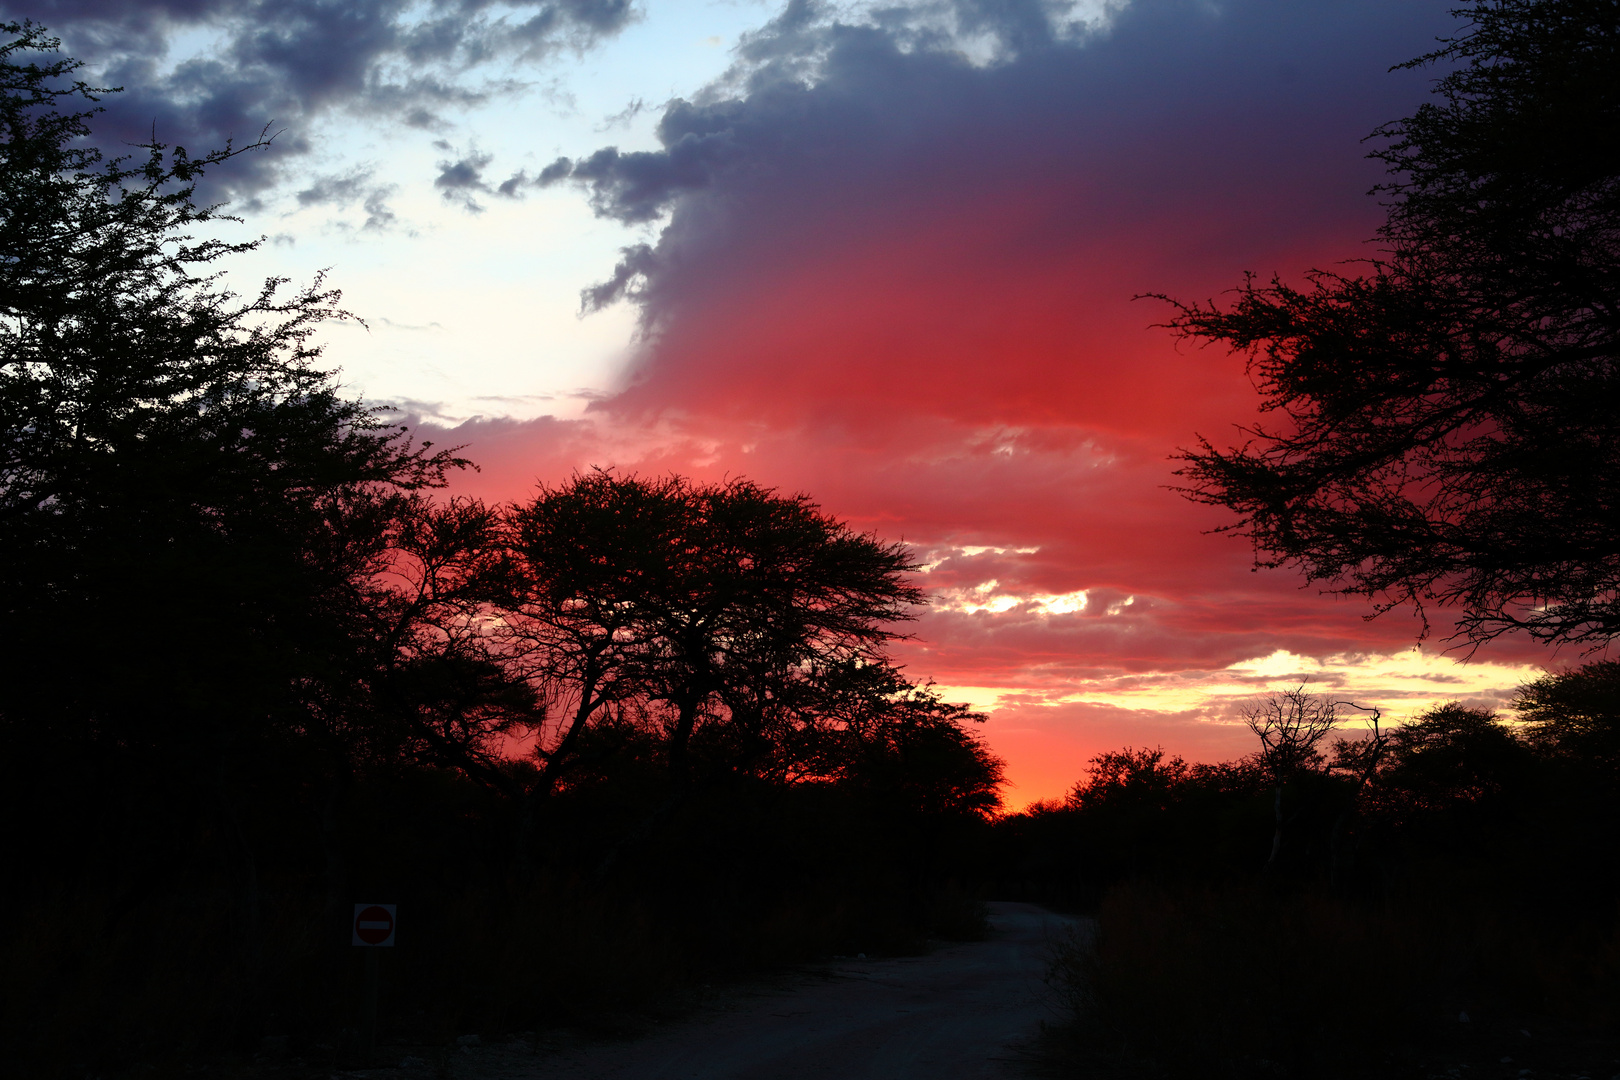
[1009,664,1620,1077]
[0,22,1001,1072]
[1003,665,1620,906]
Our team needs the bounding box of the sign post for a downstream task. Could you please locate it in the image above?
[352,904,396,1058]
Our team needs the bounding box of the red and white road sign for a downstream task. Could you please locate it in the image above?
[352,903,397,947]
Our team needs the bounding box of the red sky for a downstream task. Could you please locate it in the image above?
[433,0,1558,807]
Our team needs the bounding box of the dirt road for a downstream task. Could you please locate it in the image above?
[453,901,1078,1080]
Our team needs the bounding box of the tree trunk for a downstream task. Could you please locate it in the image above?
[595,690,705,878]
[1264,783,1285,872]
[320,761,350,947]
[216,770,264,1046]
[665,691,702,790]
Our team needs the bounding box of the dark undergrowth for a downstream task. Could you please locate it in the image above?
[1009,686,1620,1080]
[1039,879,1619,1080]
[2,772,994,1078]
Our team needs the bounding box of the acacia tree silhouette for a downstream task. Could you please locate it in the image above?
[502,471,937,863]
[1161,0,1620,647]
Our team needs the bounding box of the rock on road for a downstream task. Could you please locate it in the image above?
[463,901,1078,1080]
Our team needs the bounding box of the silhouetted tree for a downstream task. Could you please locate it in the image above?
[1068,748,1194,814]
[0,21,464,907]
[1512,660,1620,771]
[814,660,1004,818]
[1365,703,1528,821]
[364,497,540,783]
[502,472,698,802]
[1244,687,1340,870]
[1163,0,1620,647]
[504,471,927,799]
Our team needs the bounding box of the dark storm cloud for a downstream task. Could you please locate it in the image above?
[567,123,743,224]
[562,0,1456,314]
[6,0,640,202]
[561,0,1104,301]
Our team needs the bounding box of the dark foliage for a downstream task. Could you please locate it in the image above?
[0,27,1004,1075]
[1162,0,1620,647]
[1046,878,1620,1080]
[1512,657,1620,769]
[1022,669,1620,1079]
[1107,9,1620,1065]
[501,470,930,800]
[0,18,470,785]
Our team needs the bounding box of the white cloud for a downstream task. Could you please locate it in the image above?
[936,646,1543,731]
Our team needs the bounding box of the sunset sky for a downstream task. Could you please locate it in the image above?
[17,0,1572,805]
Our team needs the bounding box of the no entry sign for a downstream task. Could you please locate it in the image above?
[352,903,397,947]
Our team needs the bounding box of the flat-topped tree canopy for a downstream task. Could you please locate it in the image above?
[504,470,927,786]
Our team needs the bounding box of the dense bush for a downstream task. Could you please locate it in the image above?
[1020,670,1620,1078]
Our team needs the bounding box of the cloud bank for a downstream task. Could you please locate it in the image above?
[6,0,639,200]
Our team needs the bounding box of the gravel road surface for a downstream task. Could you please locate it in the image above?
[453,900,1077,1080]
